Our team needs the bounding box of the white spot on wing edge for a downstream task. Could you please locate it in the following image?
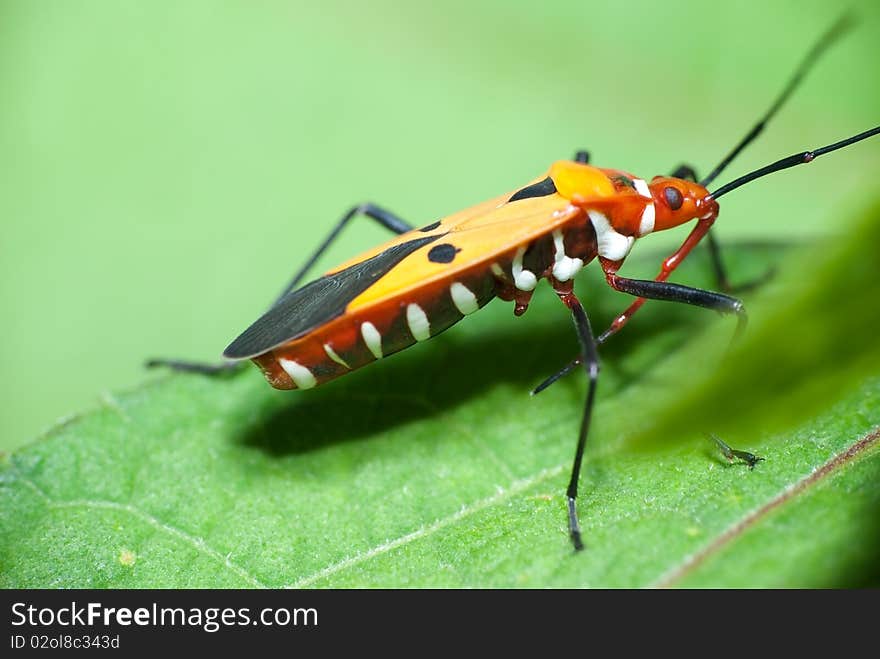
[450,282,479,315]
[588,210,635,261]
[324,343,351,369]
[361,322,383,359]
[512,246,537,291]
[551,229,584,282]
[279,358,317,389]
[406,303,431,341]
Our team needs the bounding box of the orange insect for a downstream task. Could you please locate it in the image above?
[151,18,878,550]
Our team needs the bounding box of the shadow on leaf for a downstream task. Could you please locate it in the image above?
[232,286,721,457]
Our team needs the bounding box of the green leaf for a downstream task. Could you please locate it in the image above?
[3,201,880,588]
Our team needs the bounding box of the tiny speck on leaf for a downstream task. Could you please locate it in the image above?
[118,548,136,567]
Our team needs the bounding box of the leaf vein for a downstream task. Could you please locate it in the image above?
[652,425,880,588]
[11,474,266,589]
[287,463,567,588]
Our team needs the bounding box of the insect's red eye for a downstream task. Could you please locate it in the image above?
[664,186,683,211]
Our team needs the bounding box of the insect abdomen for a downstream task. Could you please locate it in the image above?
[253,269,497,390]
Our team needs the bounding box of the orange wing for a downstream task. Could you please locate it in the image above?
[344,186,582,312]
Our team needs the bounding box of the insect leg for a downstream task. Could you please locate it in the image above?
[670,164,698,181]
[601,272,747,338]
[595,205,718,344]
[272,203,413,305]
[536,213,722,390]
[573,150,590,164]
[147,203,413,374]
[143,358,243,375]
[532,273,745,395]
[531,358,580,395]
[556,290,600,551]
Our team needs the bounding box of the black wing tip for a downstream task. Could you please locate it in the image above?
[223,317,290,360]
[222,235,446,362]
[223,335,258,361]
[222,307,288,360]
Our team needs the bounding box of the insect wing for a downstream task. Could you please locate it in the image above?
[223,235,441,359]
[225,177,581,360]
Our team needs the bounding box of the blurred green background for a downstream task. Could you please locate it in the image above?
[1,0,878,451]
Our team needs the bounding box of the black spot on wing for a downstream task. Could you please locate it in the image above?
[427,243,460,263]
[419,221,441,232]
[224,234,443,359]
[508,176,557,202]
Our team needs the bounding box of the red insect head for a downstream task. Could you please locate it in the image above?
[648,176,719,232]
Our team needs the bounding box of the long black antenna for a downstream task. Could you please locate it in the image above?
[709,126,880,199]
[699,13,853,188]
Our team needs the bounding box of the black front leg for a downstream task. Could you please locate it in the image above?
[603,273,747,339]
